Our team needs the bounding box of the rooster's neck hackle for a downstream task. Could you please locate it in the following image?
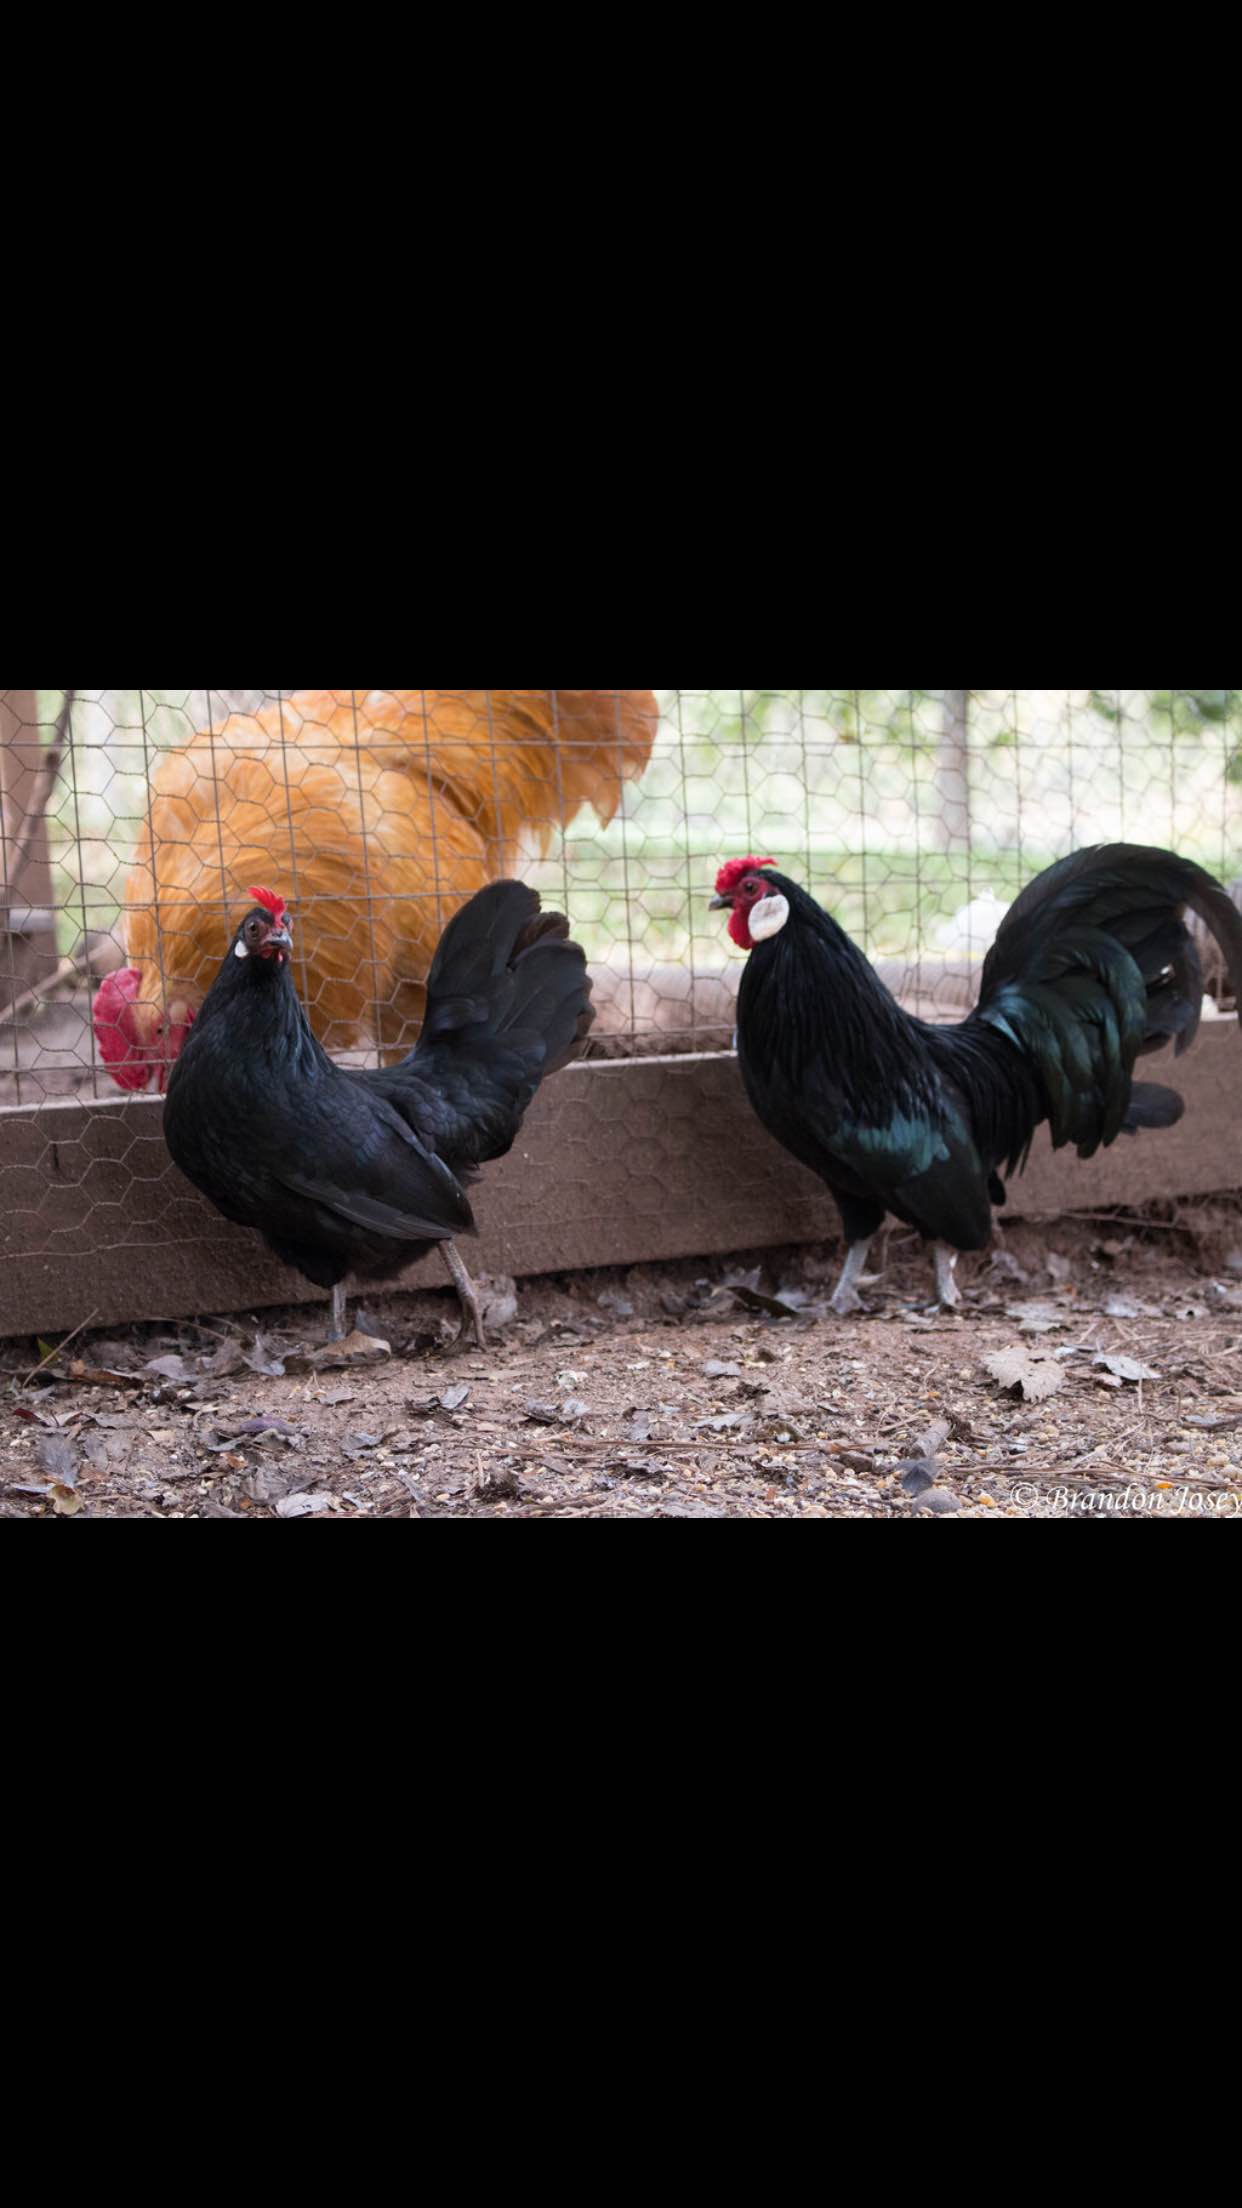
[741,872,928,1112]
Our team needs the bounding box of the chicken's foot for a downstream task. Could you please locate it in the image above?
[934,1244,963,1310]
[830,1238,873,1318]
[439,1241,486,1348]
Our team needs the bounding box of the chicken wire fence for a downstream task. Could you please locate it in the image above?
[3,687,1241,1117]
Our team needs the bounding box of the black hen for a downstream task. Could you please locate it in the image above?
[163,881,593,1343]
[713,847,1242,1315]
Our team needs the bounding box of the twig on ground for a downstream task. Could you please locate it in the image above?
[20,1308,102,1386]
[1061,1211,1186,1233]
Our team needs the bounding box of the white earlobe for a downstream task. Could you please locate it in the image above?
[749,893,790,942]
[234,941,250,959]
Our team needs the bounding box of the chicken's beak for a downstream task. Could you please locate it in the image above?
[709,894,731,911]
[267,926,293,950]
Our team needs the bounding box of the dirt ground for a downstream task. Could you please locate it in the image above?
[3,1198,1241,1520]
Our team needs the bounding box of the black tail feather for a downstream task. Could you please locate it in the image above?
[420,881,549,1041]
[378,881,594,1173]
[952,844,1241,1171]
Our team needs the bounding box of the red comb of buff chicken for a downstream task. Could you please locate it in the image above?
[713,847,1242,1317]
[161,881,593,1345]
[94,967,198,1091]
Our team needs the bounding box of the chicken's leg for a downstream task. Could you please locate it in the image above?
[327,1283,349,1342]
[439,1241,486,1349]
[934,1244,963,1310]
[830,1238,874,1318]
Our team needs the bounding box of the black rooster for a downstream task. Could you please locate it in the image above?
[713,848,1242,1315]
[163,881,593,1343]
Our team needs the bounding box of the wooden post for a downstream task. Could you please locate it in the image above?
[0,688,61,1012]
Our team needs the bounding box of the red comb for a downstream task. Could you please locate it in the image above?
[715,856,778,898]
[248,886,289,923]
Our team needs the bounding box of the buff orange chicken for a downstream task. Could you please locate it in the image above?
[94,688,656,1089]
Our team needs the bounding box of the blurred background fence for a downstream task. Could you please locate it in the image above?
[1,688,1239,1333]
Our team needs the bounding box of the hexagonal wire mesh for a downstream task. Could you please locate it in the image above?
[1,689,1239,1301]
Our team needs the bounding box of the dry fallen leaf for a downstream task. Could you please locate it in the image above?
[145,1355,193,1383]
[68,1361,145,1388]
[200,1338,246,1377]
[1093,1354,1161,1384]
[36,1433,79,1486]
[1007,1301,1070,1334]
[286,1332,391,1374]
[898,1458,938,1498]
[242,1334,289,1378]
[983,1348,1067,1403]
[729,1286,801,1320]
